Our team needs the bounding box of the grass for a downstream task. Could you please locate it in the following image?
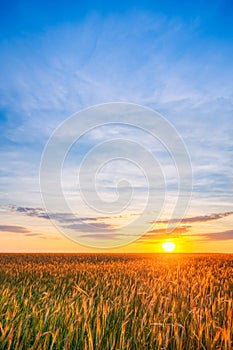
[0,253,232,349]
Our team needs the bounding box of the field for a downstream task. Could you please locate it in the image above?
[0,254,232,349]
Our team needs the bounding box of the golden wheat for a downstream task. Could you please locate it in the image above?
[0,253,232,349]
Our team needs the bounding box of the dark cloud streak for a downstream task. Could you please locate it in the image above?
[155,212,233,224]
[0,225,29,233]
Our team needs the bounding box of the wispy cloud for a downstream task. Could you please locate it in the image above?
[137,228,233,244]
[10,205,49,219]
[78,233,122,240]
[148,226,191,235]
[8,204,118,234]
[0,224,48,239]
[66,222,116,233]
[155,211,233,224]
[191,230,233,241]
[0,225,30,233]
[9,204,139,223]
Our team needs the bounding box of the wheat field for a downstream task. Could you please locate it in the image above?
[0,253,232,349]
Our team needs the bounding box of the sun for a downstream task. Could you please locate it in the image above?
[162,241,176,252]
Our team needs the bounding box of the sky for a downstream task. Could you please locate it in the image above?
[0,0,233,253]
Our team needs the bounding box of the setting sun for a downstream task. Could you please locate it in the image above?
[162,241,176,252]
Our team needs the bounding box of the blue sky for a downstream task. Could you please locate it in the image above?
[0,0,233,251]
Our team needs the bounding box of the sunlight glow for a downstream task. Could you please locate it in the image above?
[162,241,176,252]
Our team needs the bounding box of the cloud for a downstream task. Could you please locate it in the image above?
[25,233,42,237]
[0,209,62,239]
[75,225,191,243]
[10,205,102,223]
[148,226,191,235]
[11,206,50,219]
[132,227,233,244]
[9,204,138,224]
[155,211,233,224]
[0,225,30,233]
[8,204,233,241]
[0,224,45,238]
[131,226,190,244]
[192,230,233,241]
[78,233,122,240]
[9,204,118,234]
[50,213,102,224]
[0,222,61,240]
[65,222,116,233]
